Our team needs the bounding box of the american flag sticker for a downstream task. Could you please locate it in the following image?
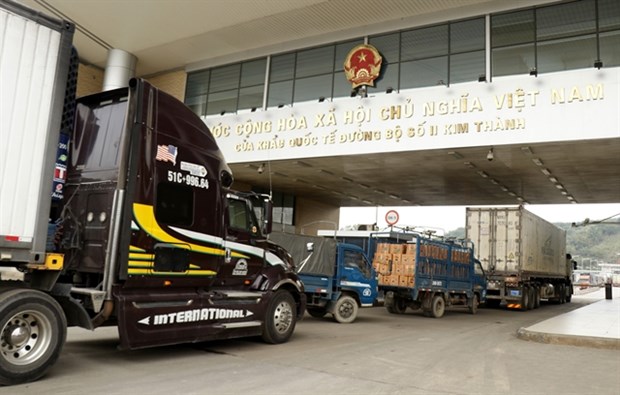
[156,144,178,165]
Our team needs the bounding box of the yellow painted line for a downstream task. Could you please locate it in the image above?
[127,268,217,276]
[133,203,224,256]
[130,245,146,252]
[129,253,154,260]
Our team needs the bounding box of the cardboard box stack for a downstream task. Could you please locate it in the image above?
[372,242,415,288]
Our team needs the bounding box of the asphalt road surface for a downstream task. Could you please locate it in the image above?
[6,295,620,395]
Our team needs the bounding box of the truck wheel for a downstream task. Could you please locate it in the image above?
[0,289,67,386]
[262,290,296,344]
[385,295,407,314]
[558,284,566,304]
[520,287,530,311]
[307,307,327,318]
[468,294,479,314]
[565,284,572,303]
[333,295,358,324]
[533,287,541,309]
[430,295,445,318]
[527,287,536,310]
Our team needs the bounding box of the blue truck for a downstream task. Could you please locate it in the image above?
[269,232,378,323]
[318,230,487,318]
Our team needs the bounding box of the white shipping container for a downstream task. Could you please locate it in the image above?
[466,206,567,278]
[0,1,74,261]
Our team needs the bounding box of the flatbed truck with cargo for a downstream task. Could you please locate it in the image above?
[318,230,487,318]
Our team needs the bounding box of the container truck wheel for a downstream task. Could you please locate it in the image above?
[527,287,536,310]
[520,287,530,311]
[333,295,358,324]
[307,307,327,318]
[261,290,296,344]
[0,289,67,386]
[430,295,445,318]
[565,284,572,303]
[534,287,541,309]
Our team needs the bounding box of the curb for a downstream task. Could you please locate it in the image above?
[517,327,620,350]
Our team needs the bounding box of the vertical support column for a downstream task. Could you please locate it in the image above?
[102,49,137,91]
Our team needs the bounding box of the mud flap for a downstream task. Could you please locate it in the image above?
[114,288,267,350]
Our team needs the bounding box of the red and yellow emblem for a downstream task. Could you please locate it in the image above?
[344,44,382,88]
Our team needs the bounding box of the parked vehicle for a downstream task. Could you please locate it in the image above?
[466,206,572,310]
[0,0,304,385]
[269,232,377,323]
[318,230,487,318]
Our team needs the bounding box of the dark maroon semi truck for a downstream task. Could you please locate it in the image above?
[0,1,305,386]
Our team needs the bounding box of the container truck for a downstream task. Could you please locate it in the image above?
[0,0,305,385]
[318,230,487,318]
[466,206,572,310]
[269,231,378,323]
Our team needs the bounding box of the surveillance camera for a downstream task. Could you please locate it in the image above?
[486,149,494,161]
[257,163,265,174]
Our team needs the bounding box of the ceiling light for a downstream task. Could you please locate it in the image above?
[341,177,354,183]
[521,146,533,156]
[549,177,558,183]
[541,168,551,176]
[532,158,543,166]
[477,171,489,178]
[448,151,463,159]
[508,192,517,197]
[555,184,564,190]
[464,162,475,169]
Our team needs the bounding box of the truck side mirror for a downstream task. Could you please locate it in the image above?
[262,199,273,235]
[306,242,314,252]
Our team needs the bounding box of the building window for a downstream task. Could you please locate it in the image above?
[185,58,266,117]
[492,0,618,77]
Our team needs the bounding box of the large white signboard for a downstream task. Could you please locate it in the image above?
[204,67,620,164]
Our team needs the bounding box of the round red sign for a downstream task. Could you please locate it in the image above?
[385,210,399,226]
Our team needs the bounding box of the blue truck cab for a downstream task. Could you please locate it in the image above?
[269,232,378,323]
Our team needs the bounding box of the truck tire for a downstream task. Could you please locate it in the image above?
[534,287,541,309]
[261,290,296,344]
[333,295,358,324]
[558,284,566,304]
[520,287,530,311]
[527,287,536,310]
[430,295,445,318]
[0,289,67,386]
[385,295,407,314]
[565,284,572,303]
[468,294,479,314]
[307,307,327,318]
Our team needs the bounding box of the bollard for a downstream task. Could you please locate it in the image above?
[605,281,612,300]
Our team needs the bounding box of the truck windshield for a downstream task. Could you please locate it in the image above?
[344,250,372,278]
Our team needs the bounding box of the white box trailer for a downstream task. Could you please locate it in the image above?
[466,206,572,310]
[0,0,75,264]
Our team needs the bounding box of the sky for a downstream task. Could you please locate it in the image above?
[339,203,620,234]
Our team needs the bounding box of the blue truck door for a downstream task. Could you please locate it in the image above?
[339,245,377,307]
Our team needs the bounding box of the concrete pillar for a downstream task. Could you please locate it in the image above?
[102,49,137,91]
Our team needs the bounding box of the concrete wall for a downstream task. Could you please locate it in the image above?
[145,69,187,101]
[76,63,187,101]
[294,197,339,236]
[76,63,104,97]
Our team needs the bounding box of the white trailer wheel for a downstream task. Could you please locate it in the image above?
[0,289,66,386]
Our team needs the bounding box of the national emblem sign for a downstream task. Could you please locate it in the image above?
[343,44,382,88]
